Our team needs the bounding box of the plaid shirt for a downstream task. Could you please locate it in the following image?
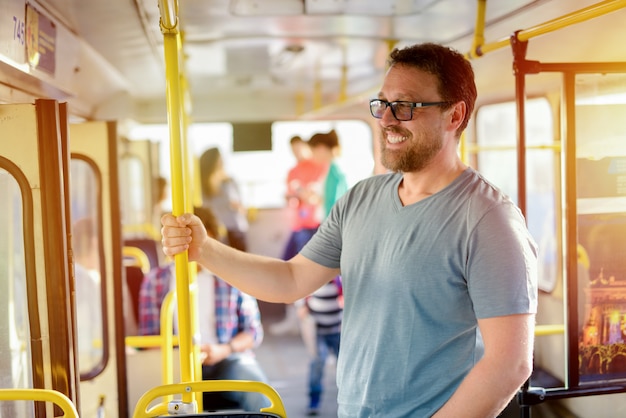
[138,263,263,347]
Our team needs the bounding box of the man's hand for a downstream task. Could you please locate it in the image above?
[161,213,209,261]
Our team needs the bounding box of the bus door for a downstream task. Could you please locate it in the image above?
[69,121,128,418]
[0,99,76,417]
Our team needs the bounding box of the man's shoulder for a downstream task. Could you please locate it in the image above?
[463,168,516,206]
[454,169,524,224]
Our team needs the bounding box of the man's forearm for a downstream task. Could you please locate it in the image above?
[196,238,303,303]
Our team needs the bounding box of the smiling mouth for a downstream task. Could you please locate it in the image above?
[386,132,409,144]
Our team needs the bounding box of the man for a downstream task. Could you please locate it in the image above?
[161,43,538,417]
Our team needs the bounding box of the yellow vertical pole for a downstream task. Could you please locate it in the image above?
[459,131,468,165]
[159,1,195,407]
[385,39,398,70]
[313,60,322,110]
[160,292,176,401]
[295,91,305,116]
[180,69,203,409]
[469,0,487,59]
[339,45,347,103]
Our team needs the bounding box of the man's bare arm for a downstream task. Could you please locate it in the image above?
[161,213,338,303]
[432,313,535,418]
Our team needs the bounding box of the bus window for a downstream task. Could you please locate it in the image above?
[575,72,626,383]
[119,155,147,227]
[0,168,33,418]
[129,120,374,209]
[475,98,559,293]
[70,158,105,378]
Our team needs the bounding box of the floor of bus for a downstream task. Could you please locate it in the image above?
[257,303,578,418]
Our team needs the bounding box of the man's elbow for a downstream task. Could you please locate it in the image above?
[507,356,534,390]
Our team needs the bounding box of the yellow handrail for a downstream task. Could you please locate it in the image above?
[0,389,79,418]
[133,380,287,418]
[158,0,178,31]
[123,246,151,274]
[125,334,179,348]
[123,223,161,241]
[125,290,177,383]
[516,0,626,43]
[535,324,565,337]
[127,290,179,409]
[469,0,626,58]
[161,291,176,398]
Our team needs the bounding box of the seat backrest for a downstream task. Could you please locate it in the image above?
[125,238,161,270]
[125,265,145,329]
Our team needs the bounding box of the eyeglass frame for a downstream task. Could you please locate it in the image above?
[369,99,452,121]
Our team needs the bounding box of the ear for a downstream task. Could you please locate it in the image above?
[448,101,466,133]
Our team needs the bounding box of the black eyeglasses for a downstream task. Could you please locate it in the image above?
[369,99,451,121]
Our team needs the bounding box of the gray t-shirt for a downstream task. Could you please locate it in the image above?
[300,168,538,417]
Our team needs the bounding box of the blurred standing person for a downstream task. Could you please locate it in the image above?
[200,147,249,252]
[72,217,105,369]
[283,135,326,260]
[308,129,348,219]
[152,176,169,238]
[297,276,343,415]
[271,135,326,336]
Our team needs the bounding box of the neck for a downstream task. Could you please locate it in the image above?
[398,158,467,206]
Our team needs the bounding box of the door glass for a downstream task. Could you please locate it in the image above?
[475,98,558,292]
[0,168,34,418]
[70,158,105,377]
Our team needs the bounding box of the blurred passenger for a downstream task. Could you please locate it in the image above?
[152,176,169,238]
[140,207,269,411]
[271,135,326,337]
[200,147,249,252]
[296,276,343,415]
[283,135,326,259]
[308,129,348,219]
[71,217,105,371]
[161,43,538,418]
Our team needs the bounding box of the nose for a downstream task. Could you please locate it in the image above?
[379,105,399,127]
